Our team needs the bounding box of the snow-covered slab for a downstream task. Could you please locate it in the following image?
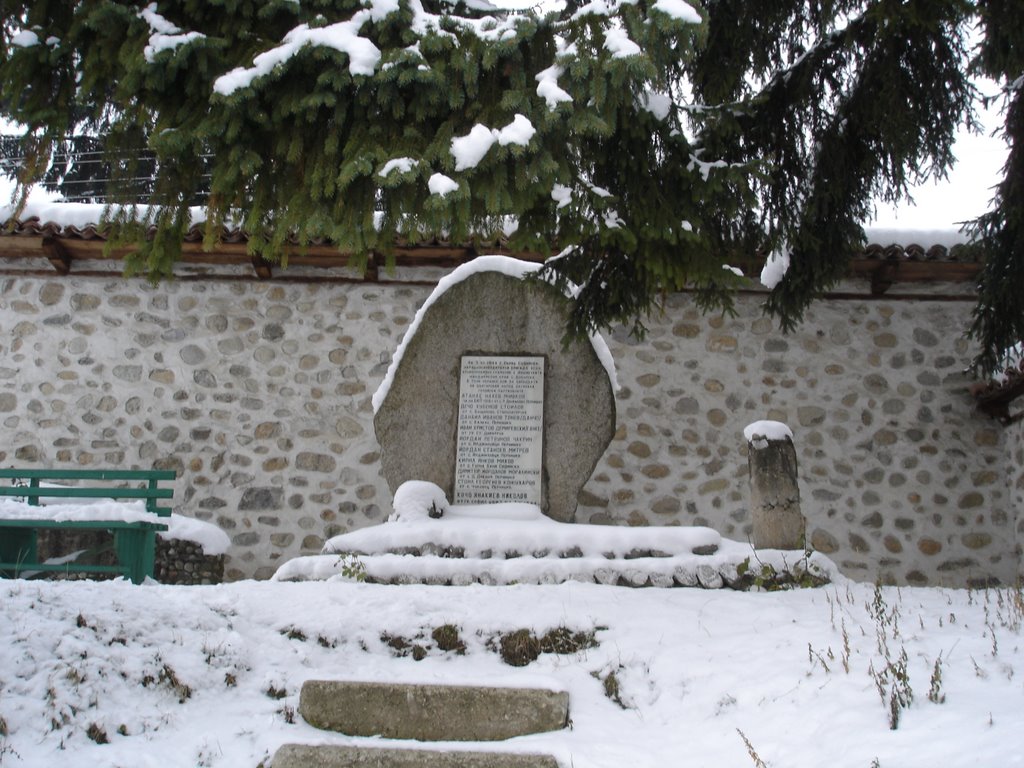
[272,546,835,589]
[322,503,722,560]
[273,506,834,588]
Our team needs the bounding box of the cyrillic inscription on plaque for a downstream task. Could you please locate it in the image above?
[454,356,544,504]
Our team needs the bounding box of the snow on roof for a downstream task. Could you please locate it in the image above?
[862,225,969,249]
[0,199,210,229]
[371,255,619,413]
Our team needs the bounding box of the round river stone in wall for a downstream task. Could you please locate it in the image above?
[374,269,616,523]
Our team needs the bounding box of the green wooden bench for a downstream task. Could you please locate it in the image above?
[0,468,176,585]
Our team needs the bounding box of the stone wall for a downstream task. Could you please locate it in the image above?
[155,537,225,585]
[1009,419,1024,583]
[0,273,1017,585]
[578,292,1014,587]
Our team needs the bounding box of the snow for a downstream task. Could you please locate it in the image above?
[495,114,536,147]
[137,3,181,36]
[325,502,724,560]
[571,0,640,21]
[603,28,641,58]
[451,117,536,171]
[722,264,744,277]
[451,125,498,171]
[10,30,39,48]
[138,3,205,63]
[651,0,702,23]
[389,481,451,523]
[371,256,618,414]
[379,157,419,177]
[0,499,160,526]
[0,198,209,229]
[551,184,573,209]
[863,226,969,249]
[163,515,231,556]
[427,173,459,197]
[213,17,384,95]
[743,420,794,448]
[2,576,1023,767]
[0,499,229,555]
[536,65,573,110]
[760,247,791,289]
[272,501,785,586]
[687,152,729,181]
[639,90,672,120]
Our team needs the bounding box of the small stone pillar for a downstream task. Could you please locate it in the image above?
[744,421,805,549]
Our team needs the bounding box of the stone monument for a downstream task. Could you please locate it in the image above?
[744,420,806,549]
[373,260,616,522]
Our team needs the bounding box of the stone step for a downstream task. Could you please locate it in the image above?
[298,680,569,742]
[272,744,560,768]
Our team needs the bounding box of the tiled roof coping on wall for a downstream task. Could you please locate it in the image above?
[0,215,985,289]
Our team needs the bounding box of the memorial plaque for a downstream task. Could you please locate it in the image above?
[454,356,545,504]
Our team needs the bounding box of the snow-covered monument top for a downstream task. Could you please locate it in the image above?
[373,256,617,523]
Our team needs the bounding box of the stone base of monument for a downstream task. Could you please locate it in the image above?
[272,506,833,590]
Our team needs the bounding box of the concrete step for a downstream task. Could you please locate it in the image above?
[272,744,560,768]
[298,680,569,741]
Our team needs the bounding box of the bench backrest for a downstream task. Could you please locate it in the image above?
[0,469,176,517]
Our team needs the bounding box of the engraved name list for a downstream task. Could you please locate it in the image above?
[454,356,545,504]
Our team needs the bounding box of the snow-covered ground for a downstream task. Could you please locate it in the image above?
[2,575,1022,768]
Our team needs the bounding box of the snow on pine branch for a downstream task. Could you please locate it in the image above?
[604,27,641,58]
[536,64,573,110]
[450,116,536,171]
[428,173,459,197]
[138,3,206,63]
[212,0,534,95]
[651,0,702,23]
[213,15,386,93]
[10,29,40,47]
[379,157,419,177]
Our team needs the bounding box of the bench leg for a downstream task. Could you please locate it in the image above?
[0,528,38,577]
[115,529,157,585]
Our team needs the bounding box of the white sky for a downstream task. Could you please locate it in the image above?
[869,91,1009,230]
